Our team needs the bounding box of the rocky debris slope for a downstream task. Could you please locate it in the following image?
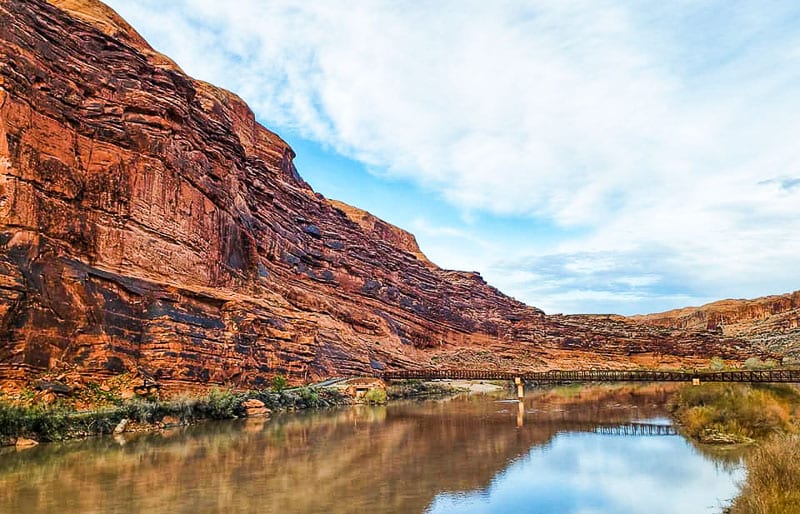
[634,291,800,359]
[0,0,764,390]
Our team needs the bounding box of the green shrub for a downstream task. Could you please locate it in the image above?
[782,356,800,368]
[708,357,725,371]
[0,402,27,443]
[165,395,200,423]
[363,388,387,405]
[271,375,288,392]
[25,406,71,442]
[198,389,242,419]
[298,387,320,408]
[123,399,161,423]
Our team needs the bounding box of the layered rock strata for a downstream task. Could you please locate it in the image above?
[635,291,800,359]
[0,0,764,390]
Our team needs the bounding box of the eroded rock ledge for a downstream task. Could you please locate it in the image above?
[634,291,800,359]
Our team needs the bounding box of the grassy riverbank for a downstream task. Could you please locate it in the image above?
[668,383,800,513]
[728,435,800,514]
[668,383,799,444]
[0,387,353,446]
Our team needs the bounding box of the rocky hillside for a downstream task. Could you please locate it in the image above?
[634,291,800,359]
[0,0,765,390]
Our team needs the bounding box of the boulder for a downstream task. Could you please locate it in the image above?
[33,380,71,395]
[242,399,271,418]
[160,415,181,428]
[113,418,129,434]
[15,438,38,449]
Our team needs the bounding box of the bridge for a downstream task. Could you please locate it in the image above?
[572,422,677,437]
[380,368,800,384]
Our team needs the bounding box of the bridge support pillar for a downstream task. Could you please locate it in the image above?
[515,377,524,401]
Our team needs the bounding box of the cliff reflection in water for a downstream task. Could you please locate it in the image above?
[0,384,742,514]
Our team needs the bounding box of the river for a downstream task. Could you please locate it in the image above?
[0,384,744,513]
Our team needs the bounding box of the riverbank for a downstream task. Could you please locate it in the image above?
[728,434,800,514]
[1,378,483,447]
[386,379,505,399]
[668,383,799,444]
[668,383,800,513]
[0,387,357,447]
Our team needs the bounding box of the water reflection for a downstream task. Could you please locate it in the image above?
[428,434,741,514]
[0,384,743,514]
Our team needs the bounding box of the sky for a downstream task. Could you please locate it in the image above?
[104,0,800,315]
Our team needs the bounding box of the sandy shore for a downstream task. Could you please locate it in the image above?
[440,380,507,394]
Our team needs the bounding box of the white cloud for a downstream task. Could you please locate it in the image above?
[104,0,800,313]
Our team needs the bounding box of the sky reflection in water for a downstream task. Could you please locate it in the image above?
[428,430,743,514]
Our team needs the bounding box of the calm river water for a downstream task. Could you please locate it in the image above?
[0,384,744,514]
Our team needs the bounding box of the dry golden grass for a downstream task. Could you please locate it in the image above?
[729,435,800,514]
[669,384,798,442]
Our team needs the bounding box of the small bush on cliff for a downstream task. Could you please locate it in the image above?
[708,357,726,371]
[271,375,288,392]
[782,356,800,368]
[79,381,124,407]
[744,357,778,370]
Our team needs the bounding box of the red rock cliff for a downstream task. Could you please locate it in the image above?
[634,291,800,359]
[0,0,764,389]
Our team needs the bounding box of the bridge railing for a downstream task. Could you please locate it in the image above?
[380,368,800,383]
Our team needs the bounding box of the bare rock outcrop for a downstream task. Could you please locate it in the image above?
[634,291,800,358]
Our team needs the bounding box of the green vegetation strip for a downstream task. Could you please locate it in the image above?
[1,387,352,446]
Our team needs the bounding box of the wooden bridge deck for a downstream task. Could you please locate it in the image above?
[380,368,800,383]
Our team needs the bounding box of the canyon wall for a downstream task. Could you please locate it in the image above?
[0,0,765,390]
[635,291,800,359]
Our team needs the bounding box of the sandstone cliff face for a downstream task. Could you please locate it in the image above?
[635,291,800,358]
[0,0,763,390]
